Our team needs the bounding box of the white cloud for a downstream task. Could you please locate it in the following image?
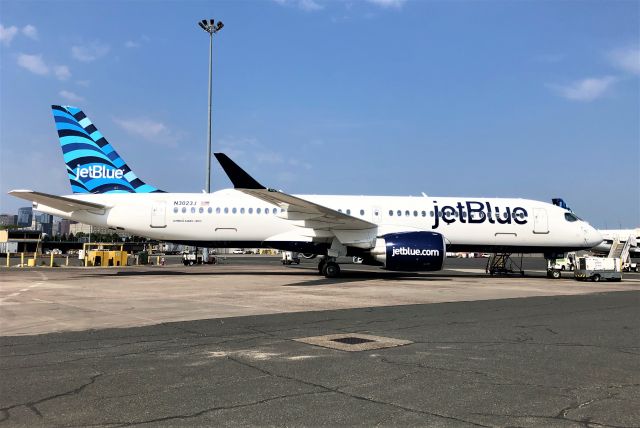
[299,0,323,11]
[16,53,71,80]
[71,41,110,62]
[608,46,640,75]
[124,40,140,48]
[0,24,18,45]
[77,80,90,87]
[271,0,323,12]
[53,65,71,80]
[59,90,84,103]
[366,0,406,8]
[113,116,181,147]
[548,76,617,102]
[17,53,49,75]
[22,24,38,40]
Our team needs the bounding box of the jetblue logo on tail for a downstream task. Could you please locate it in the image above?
[52,105,163,194]
[75,165,125,180]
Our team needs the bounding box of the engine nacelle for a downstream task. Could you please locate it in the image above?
[370,231,446,271]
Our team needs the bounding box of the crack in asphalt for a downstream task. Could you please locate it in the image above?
[221,355,491,427]
[0,372,102,423]
[97,390,333,427]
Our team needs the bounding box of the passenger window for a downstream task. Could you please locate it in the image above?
[224,207,229,214]
[191,207,196,214]
[249,208,253,214]
[265,208,270,214]
[208,207,212,214]
[338,209,342,213]
[199,207,204,214]
[397,210,402,216]
[360,209,365,216]
[421,211,426,217]
[389,210,393,216]
[430,211,434,217]
[216,207,221,214]
[232,208,237,214]
[273,209,277,215]
[346,209,351,215]
[173,207,178,214]
[182,207,186,213]
[240,208,245,214]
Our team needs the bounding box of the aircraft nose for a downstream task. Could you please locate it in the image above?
[584,225,603,248]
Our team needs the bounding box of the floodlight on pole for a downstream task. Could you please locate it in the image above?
[198,18,223,263]
[197,18,224,194]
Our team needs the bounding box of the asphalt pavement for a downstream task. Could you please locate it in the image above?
[1,290,639,427]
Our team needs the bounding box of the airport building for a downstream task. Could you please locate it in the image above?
[0,214,17,227]
[17,207,32,227]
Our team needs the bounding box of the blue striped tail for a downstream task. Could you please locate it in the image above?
[51,105,163,194]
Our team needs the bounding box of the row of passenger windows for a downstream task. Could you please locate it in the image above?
[174,206,283,215]
[173,206,525,220]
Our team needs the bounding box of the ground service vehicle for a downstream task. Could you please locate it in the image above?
[574,257,621,282]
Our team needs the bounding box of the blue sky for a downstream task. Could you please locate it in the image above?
[0,0,638,228]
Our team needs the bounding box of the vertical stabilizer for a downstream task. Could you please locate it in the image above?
[51,105,163,194]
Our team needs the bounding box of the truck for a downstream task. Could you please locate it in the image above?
[182,250,216,266]
[574,257,622,282]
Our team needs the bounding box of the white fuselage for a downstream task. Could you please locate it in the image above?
[34,190,602,254]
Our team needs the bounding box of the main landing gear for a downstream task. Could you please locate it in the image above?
[317,257,341,278]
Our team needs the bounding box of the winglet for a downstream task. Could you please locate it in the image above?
[214,153,266,190]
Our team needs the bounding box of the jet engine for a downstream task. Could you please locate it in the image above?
[369,231,446,271]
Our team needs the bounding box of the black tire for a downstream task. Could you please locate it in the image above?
[323,262,341,278]
[592,274,601,282]
[183,261,189,266]
[189,260,194,266]
[551,270,561,279]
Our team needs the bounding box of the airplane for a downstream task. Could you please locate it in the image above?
[590,228,639,255]
[9,105,603,278]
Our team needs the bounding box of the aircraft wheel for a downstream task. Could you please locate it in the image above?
[323,262,341,278]
[317,259,326,275]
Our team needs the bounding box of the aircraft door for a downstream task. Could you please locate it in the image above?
[533,208,548,234]
[151,202,167,228]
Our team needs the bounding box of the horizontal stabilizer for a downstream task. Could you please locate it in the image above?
[8,190,107,213]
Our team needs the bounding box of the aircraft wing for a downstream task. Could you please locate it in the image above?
[214,153,376,233]
[8,190,107,213]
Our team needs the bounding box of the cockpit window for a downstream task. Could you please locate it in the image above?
[564,213,579,222]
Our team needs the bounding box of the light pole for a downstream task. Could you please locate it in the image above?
[198,18,224,194]
[198,18,223,264]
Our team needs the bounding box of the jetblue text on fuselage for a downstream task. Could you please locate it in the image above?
[75,165,124,180]
[431,200,528,229]
[392,247,441,257]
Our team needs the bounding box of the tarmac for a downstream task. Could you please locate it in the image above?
[0,258,639,426]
